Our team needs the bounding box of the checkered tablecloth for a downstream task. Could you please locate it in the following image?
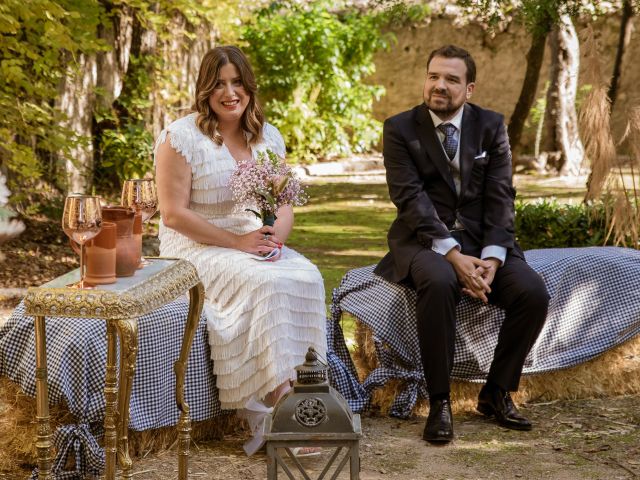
[0,299,223,478]
[327,247,640,418]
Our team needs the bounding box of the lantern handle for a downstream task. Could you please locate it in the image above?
[312,349,328,368]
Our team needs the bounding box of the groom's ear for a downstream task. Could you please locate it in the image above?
[466,82,475,100]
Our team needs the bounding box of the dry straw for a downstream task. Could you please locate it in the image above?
[0,376,245,474]
[353,321,640,417]
[580,25,640,247]
[580,26,617,201]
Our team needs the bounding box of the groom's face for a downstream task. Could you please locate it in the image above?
[423,56,475,119]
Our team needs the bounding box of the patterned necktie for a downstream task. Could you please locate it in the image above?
[437,123,458,161]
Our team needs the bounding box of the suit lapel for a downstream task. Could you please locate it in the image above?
[459,103,480,199]
[415,104,456,194]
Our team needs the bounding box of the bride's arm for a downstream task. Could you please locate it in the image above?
[273,204,293,244]
[155,135,278,255]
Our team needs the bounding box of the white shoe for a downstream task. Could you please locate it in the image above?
[289,447,322,458]
[239,396,273,456]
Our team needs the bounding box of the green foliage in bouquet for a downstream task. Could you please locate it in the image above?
[515,200,614,250]
[242,0,393,162]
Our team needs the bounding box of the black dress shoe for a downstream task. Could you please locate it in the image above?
[477,388,532,431]
[423,399,454,443]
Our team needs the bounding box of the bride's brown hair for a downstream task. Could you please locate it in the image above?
[192,46,264,146]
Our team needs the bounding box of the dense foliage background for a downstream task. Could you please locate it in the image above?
[1,0,403,211]
[242,1,391,162]
[1,0,638,249]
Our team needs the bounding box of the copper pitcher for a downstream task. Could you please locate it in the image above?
[70,221,117,285]
[101,206,140,277]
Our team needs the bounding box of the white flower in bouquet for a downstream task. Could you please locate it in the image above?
[228,149,307,226]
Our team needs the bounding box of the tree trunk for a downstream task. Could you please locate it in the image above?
[608,0,634,108]
[541,15,584,177]
[154,15,217,134]
[507,29,549,163]
[57,53,98,194]
[92,4,137,189]
[57,0,135,194]
[96,3,133,111]
[542,29,560,158]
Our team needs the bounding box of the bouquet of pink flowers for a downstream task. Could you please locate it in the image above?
[228,149,307,226]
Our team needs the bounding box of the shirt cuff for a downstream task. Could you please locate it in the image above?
[481,245,507,266]
[432,237,460,256]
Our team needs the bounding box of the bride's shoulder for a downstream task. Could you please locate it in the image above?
[262,122,286,157]
[165,112,199,134]
[154,113,201,163]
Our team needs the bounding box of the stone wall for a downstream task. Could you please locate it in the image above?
[370,14,639,152]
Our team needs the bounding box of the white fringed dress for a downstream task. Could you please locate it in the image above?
[154,113,327,410]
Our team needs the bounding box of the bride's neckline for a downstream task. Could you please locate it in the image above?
[217,126,252,164]
[190,114,259,163]
[222,142,253,164]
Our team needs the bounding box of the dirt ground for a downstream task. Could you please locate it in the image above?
[30,395,638,480]
[0,388,638,479]
[130,395,640,480]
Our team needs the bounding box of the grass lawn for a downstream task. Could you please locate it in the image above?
[286,175,588,340]
[287,183,395,305]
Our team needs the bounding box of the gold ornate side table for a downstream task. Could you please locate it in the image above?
[24,257,204,480]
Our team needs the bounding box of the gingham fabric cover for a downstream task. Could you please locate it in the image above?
[327,247,640,418]
[1,299,223,479]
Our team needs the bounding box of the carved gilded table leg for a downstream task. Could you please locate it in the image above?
[104,321,119,480]
[34,315,52,479]
[116,318,138,480]
[175,282,204,480]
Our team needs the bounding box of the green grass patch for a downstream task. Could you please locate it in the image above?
[287,183,395,306]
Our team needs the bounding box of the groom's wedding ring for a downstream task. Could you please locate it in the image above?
[263,233,270,240]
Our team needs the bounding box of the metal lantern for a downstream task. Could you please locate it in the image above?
[264,347,362,479]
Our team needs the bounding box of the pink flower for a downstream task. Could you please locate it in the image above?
[228,149,307,222]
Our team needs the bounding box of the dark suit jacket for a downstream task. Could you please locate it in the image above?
[375,102,523,284]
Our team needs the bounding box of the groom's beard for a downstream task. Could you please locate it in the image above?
[424,88,463,117]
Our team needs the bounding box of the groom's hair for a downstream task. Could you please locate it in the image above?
[427,45,476,84]
[193,46,265,146]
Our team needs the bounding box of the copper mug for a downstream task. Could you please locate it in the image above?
[70,221,117,285]
[101,206,140,277]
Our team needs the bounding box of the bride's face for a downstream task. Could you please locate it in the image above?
[209,63,250,125]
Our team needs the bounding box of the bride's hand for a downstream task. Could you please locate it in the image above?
[264,231,284,261]
[236,226,280,255]
[266,245,283,262]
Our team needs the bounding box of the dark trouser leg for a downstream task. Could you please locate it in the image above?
[487,255,549,391]
[410,249,460,397]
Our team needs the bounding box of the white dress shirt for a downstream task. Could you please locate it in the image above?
[428,108,507,266]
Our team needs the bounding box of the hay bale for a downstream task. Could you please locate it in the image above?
[0,378,73,473]
[0,377,245,474]
[353,320,640,416]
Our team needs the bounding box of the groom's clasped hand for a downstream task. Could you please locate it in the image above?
[445,249,499,303]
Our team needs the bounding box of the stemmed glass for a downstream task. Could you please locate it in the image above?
[62,195,103,288]
[121,178,158,267]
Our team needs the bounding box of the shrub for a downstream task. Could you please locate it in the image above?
[515,200,611,250]
[242,0,393,162]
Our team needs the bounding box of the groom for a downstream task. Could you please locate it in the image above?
[375,45,549,443]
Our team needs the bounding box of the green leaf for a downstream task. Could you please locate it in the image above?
[245,208,262,219]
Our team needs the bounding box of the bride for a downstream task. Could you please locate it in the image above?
[154,46,327,451]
